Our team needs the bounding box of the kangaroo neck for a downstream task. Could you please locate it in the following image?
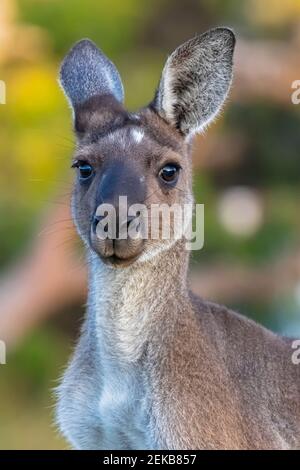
[88,240,190,362]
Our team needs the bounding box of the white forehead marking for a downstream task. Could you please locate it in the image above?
[104,127,144,149]
[107,129,126,148]
[131,128,144,144]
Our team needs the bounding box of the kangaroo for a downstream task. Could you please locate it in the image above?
[56,27,300,450]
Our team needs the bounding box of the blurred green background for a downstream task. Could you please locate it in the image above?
[1,0,300,449]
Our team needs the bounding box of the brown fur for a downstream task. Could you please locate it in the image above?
[56,29,300,450]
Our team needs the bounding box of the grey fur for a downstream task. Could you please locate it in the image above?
[60,39,124,109]
[153,27,235,135]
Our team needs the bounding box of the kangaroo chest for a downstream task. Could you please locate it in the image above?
[96,367,150,449]
[73,259,170,449]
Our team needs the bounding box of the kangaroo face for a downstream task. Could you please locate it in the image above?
[71,100,190,266]
[60,29,235,266]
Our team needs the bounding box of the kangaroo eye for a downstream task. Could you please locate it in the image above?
[159,164,180,185]
[79,163,93,180]
[72,161,94,181]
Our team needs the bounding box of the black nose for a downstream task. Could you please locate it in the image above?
[92,213,137,237]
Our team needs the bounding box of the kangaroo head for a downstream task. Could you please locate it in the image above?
[60,28,235,267]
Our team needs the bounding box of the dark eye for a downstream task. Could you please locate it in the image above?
[159,164,180,185]
[72,161,94,182]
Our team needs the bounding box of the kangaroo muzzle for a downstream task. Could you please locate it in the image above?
[90,161,146,265]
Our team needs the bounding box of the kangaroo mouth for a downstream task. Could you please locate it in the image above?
[90,232,144,267]
[100,252,141,267]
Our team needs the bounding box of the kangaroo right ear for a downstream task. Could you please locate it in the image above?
[59,39,124,120]
[152,28,235,138]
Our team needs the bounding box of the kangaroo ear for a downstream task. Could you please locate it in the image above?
[152,27,235,137]
[59,39,124,113]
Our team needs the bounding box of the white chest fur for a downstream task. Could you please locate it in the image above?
[88,257,154,449]
[97,365,150,449]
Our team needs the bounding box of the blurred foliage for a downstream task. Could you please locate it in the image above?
[247,0,300,28]
[18,0,157,56]
[1,0,300,449]
[0,326,71,449]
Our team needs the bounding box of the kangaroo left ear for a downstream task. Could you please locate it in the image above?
[59,38,124,113]
[152,27,235,138]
